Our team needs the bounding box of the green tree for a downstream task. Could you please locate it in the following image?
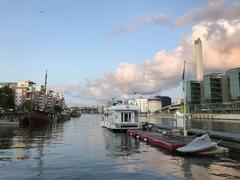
[22,100,35,112]
[0,86,14,110]
[54,105,62,114]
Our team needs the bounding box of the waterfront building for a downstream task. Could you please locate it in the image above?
[0,80,65,111]
[148,96,171,113]
[14,81,36,109]
[97,105,104,113]
[227,68,240,101]
[17,80,36,89]
[195,38,204,81]
[203,73,222,104]
[128,96,171,114]
[186,80,201,111]
[128,98,148,113]
[148,97,163,114]
[218,73,230,103]
[154,96,171,108]
[34,91,45,111]
[0,82,17,88]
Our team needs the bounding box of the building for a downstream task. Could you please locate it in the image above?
[195,38,204,81]
[218,73,229,102]
[186,80,201,110]
[0,82,17,88]
[128,98,148,113]
[0,79,66,111]
[14,81,36,108]
[148,96,171,114]
[203,73,222,104]
[154,96,171,108]
[227,68,240,101]
[148,97,162,113]
[186,69,239,113]
[128,96,171,114]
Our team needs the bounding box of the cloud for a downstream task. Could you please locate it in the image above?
[176,0,240,26]
[55,19,240,104]
[108,25,137,38]
[109,13,172,37]
[109,0,240,37]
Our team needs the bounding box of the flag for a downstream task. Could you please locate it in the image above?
[182,61,185,80]
[182,61,185,92]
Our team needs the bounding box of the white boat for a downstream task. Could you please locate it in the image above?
[176,134,217,153]
[101,104,141,130]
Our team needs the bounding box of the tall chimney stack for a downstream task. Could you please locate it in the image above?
[195,38,203,81]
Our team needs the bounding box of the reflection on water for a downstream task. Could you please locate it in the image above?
[0,114,240,179]
[140,115,240,134]
[103,130,140,157]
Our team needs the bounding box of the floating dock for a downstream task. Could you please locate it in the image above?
[0,121,19,127]
[127,129,193,152]
[188,128,240,143]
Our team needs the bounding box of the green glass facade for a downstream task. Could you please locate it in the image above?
[203,73,222,104]
[186,81,201,105]
[227,68,240,101]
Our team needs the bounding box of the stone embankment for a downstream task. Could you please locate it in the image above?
[0,112,25,126]
[191,113,240,120]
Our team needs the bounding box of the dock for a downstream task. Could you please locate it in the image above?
[127,129,193,152]
[0,121,19,127]
[151,123,240,143]
[188,128,240,143]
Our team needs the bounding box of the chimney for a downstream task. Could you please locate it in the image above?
[195,38,203,81]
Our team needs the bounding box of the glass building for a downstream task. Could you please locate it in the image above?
[186,80,201,105]
[203,73,222,103]
[227,68,240,101]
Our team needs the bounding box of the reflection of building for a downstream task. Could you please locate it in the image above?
[103,130,139,156]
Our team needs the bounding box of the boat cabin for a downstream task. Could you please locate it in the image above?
[101,104,141,130]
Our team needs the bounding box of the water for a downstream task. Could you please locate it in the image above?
[0,114,240,179]
[141,115,240,134]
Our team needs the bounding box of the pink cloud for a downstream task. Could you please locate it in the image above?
[55,19,240,104]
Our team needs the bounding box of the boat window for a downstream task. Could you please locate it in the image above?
[122,112,131,122]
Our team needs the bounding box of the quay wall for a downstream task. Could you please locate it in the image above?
[191,113,240,120]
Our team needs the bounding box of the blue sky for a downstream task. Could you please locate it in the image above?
[0,0,239,105]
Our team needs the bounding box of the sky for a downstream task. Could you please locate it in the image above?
[0,0,240,105]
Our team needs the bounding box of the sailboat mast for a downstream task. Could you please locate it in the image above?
[45,70,47,95]
[182,61,187,136]
[44,70,47,111]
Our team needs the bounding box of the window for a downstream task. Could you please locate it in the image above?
[121,112,131,122]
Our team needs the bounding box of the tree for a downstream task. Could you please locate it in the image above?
[22,100,35,112]
[0,86,14,110]
[54,105,62,114]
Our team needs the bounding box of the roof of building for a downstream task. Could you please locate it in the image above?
[226,67,240,72]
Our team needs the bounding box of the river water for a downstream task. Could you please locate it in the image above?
[0,114,240,180]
